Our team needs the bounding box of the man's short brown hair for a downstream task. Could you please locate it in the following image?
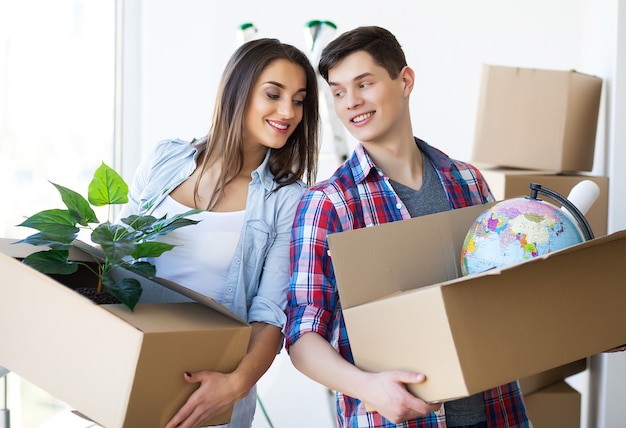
[318,26,407,82]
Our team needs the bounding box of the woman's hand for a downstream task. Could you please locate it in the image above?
[165,322,282,428]
[164,370,244,428]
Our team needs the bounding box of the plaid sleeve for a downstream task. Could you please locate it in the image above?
[285,188,342,349]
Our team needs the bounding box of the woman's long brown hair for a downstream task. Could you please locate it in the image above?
[193,38,319,211]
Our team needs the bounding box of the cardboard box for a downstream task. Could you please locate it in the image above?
[327,204,626,403]
[479,168,608,237]
[472,64,602,172]
[523,381,581,428]
[0,239,252,428]
[518,359,586,396]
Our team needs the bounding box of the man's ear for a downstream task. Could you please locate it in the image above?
[400,66,415,95]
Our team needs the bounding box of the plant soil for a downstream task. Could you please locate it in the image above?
[48,266,121,305]
[76,287,121,305]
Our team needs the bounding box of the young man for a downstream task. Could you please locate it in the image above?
[285,26,530,427]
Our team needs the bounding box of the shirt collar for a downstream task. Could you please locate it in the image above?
[251,148,275,191]
[349,143,379,185]
[348,137,453,185]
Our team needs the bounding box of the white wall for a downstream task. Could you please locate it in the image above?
[130,0,606,163]
[121,1,626,427]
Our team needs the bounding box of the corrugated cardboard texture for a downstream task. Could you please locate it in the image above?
[479,169,608,237]
[523,381,581,428]
[328,204,626,403]
[0,240,251,427]
[472,65,602,172]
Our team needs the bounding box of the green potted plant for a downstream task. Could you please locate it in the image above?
[16,162,201,311]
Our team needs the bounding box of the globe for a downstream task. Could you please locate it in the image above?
[460,197,585,276]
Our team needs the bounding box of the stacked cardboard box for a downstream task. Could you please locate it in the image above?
[518,360,586,427]
[523,381,582,428]
[472,65,606,221]
[472,64,603,173]
[471,64,606,427]
[518,359,586,396]
[472,65,607,228]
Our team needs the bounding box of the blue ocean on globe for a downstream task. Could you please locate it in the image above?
[461,197,584,276]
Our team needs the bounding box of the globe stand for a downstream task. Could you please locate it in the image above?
[528,183,595,241]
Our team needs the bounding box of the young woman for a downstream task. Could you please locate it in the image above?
[118,38,319,428]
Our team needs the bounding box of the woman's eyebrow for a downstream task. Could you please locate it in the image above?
[263,80,307,93]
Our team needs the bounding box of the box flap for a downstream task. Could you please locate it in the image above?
[328,203,493,309]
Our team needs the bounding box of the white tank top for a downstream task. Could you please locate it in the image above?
[149,195,245,303]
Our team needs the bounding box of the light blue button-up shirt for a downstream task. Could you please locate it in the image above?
[118,138,306,427]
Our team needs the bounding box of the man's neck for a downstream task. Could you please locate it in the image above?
[362,134,424,191]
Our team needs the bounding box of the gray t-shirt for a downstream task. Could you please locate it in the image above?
[389,157,487,427]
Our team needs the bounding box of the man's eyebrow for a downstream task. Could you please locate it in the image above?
[328,72,374,86]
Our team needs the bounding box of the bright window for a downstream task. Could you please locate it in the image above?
[0,0,115,239]
[0,1,114,424]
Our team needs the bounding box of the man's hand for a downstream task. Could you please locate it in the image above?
[360,370,441,424]
[290,333,441,424]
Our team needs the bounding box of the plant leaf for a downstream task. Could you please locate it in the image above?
[131,241,176,259]
[88,162,129,206]
[120,214,159,232]
[101,273,142,311]
[17,209,79,237]
[126,261,157,278]
[91,223,137,264]
[22,250,78,275]
[144,210,202,238]
[52,182,99,225]
[16,232,75,250]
